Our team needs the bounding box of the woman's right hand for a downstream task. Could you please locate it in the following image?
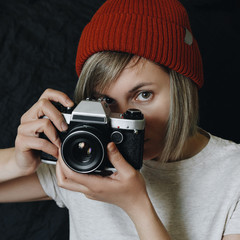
[14,88,74,176]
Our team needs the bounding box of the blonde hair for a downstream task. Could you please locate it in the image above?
[162,70,198,162]
[74,51,199,163]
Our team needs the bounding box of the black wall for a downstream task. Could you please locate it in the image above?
[0,0,239,239]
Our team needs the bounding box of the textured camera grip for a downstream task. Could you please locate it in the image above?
[116,130,144,170]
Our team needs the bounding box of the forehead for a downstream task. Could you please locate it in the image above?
[98,58,169,96]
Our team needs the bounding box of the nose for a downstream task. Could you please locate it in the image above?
[110,103,132,114]
[110,105,125,114]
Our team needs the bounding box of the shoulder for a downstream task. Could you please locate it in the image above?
[210,134,240,159]
[208,133,240,176]
[37,163,85,208]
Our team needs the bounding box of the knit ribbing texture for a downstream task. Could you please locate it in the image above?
[75,0,204,88]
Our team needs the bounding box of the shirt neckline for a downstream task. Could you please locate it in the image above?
[143,132,217,171]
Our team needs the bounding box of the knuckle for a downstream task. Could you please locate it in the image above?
[43,88,53,95]
[38,138,50,150]
[20,113,28,124]
[42,118,52,129]
[127,170,138,180]
[38,98,49,108]
[17,122,32,136]
[52,134,60,145]
[17,124,23,135]
[15,135,23,148]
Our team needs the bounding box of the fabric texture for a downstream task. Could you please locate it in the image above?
[75,0,204,88]
[37,133,240,239]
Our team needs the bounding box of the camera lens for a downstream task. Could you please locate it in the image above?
[61,130,104,173]
[72,141,93,162]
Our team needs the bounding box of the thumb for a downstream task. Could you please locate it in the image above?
[107,142,134,175]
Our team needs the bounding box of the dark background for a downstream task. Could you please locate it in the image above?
[0,0,239,239]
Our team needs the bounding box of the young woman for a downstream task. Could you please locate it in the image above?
[0,0,240,239]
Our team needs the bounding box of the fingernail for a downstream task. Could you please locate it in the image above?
[61,121,68,131]
[66,98,73,106]
[108,142,116,152]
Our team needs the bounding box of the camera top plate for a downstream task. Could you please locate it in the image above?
[71,100,110,124]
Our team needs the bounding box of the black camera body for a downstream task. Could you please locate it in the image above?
[41,99,145,173]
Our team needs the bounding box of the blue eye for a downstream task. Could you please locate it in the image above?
[136,91,152,101]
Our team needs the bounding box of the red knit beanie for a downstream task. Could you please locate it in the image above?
[75,0,204,88]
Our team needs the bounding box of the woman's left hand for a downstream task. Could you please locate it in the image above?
[56,142,171,240]
[56,142,148,214]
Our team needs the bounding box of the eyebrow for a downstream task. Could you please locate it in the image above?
[128,82,154,93]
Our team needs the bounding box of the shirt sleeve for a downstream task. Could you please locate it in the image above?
[36,163,66,208]
[224,199,240,235]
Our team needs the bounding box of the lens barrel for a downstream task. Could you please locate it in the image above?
[61,129,105,173]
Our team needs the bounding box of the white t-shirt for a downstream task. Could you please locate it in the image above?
[37,133,240,239]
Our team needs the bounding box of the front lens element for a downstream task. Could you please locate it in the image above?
[62,130,104,173]
[73,141,93,163]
